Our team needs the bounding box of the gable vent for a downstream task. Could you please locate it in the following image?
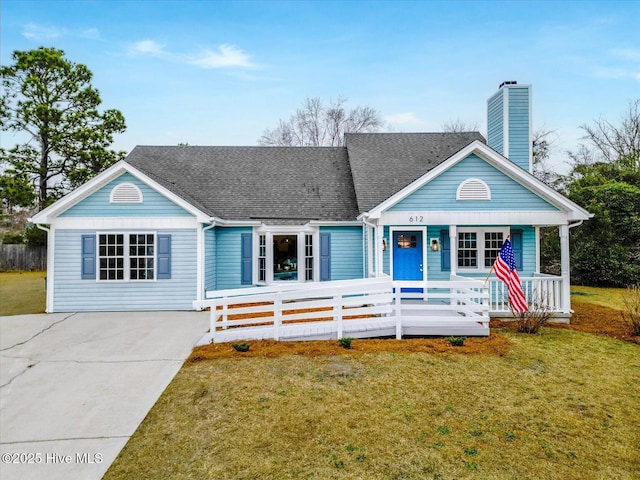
[110,182,143,203]
[456,179,491,201]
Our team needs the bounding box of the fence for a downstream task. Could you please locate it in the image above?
[194,276,490,344]
[0,245,47,271]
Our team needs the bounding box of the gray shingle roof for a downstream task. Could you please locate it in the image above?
[125,146,359,222]
[124,132,485,222]
[345,132,486,212]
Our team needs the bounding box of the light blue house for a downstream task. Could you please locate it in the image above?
[31,82,591,317]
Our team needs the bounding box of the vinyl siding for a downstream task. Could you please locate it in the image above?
[508,87,531,171]
[427,225,451,281]
[320,226,364,280]
[388,154,558,212]
[60,173,192,217]
[53,228,197,311]
[204,227,216,291]
[487,90,504,155]
[383,226,390,276]
[215,227,252,290]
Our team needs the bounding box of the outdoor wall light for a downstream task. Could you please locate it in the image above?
[430,238,440,251]
[382,238,387,251]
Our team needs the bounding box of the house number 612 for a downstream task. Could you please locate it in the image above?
[408,215,424,223]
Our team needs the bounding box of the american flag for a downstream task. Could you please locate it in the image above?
[493,237,528,313]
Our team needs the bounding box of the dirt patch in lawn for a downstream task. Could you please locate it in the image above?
[188,331,512,362]
[491,300,640,345]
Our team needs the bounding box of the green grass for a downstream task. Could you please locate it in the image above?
[571,285,627,310]
[104,329,640,480]
[0,271,46,315]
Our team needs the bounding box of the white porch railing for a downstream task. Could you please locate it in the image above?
[482,274,566,315]
[194,276,490,344]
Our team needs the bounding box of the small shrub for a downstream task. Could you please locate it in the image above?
[512,291,553,334]
[232,342,251,352]
[621,284,640,336]
[24,224,47,246]
[338,337,354,349]
[1,232,24,244]
[445,336,466,346]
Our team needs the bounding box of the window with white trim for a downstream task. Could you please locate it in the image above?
[98,233,155,281]
[255,229,317,284]
[457,228,509,271]
[258,234,267,282]
[305,234,313,281]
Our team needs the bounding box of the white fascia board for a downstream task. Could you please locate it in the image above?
[366,140,592,221]
[380,210,570,226]
[29,161,211,224]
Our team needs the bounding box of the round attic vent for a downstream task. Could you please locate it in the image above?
[456,178,491,201]
[110,182,143,203]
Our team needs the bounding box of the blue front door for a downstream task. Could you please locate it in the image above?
[393,231,423,281]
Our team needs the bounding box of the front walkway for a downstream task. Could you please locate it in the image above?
[0,311,208,480]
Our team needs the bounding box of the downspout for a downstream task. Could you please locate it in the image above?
[35,224,53,313]
[568,220,583,231]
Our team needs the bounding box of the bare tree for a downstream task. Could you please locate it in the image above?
[568,99,640,167]
[532,128,563,187]
[258,97,384,147]
[441,118,479,133]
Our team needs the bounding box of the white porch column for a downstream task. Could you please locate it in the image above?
[559,224,571,313]
[449,225,457,277]
[535,226,541,275]
[365,224,376,277]
[376,225,384,276]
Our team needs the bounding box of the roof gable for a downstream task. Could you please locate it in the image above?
[365,141,592,221]
[345,131,486,212]
[59,172,194,218]
[30,161,210,224]
[388,153,560,212]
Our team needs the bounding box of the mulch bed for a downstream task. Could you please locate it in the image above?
[189,300,638,362]
[491,300,640,345]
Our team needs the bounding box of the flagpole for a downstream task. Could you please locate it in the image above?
[483,264,494,286]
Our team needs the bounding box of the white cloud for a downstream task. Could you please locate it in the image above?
[384,112,422,125]
[128,40,169,58]
[188,44,256,69]
[22,22,101,41]
[610,48,640,61]
[79,28,101,40]
[127,41,257,71]
[23,22,65,40]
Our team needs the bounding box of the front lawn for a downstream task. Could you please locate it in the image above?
[104,301,640,479]
[0,271,46,316]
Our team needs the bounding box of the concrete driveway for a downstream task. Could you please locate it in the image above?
[0,311,208,480]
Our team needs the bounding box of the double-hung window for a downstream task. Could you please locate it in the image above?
[457,228,509,271]
[98,233,155,281]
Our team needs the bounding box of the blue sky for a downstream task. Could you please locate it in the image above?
[2,0,639,172]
